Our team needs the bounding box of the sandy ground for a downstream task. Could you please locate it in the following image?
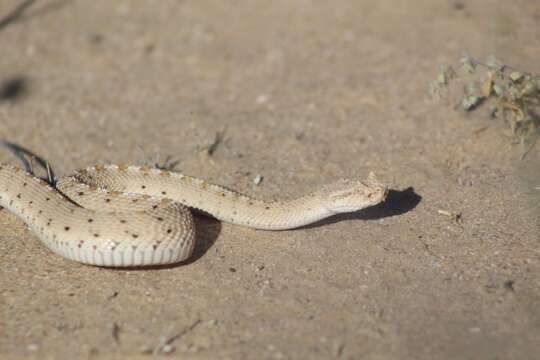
[1,0,539,359]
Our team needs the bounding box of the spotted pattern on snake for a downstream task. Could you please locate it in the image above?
[0,163,388,267]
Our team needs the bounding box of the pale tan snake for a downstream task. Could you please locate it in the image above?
[0,164,388,267]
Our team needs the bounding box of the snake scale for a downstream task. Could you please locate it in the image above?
[0,163,388,267]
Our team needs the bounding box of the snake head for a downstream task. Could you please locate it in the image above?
[322,172,388,214]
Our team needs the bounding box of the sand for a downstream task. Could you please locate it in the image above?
[1,1,539,359]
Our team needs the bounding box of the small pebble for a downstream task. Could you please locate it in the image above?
[256,94,269,104]
[161,344,175,354]
[253,175,263,185]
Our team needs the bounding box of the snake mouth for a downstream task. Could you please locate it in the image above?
[366,185,387,202]
[379,186,389,202]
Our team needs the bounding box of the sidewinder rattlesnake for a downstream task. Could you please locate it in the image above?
[0,163,388,267]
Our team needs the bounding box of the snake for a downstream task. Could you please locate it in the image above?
[0,163,388,267]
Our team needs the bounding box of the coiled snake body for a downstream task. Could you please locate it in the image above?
[0,164,387,267]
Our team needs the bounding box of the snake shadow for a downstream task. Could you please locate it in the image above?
[185,215,221,264]
[299,187,421,229]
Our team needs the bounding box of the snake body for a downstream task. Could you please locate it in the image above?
[0,163,388,267]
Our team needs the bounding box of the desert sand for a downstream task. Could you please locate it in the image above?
[1,1,539,359]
